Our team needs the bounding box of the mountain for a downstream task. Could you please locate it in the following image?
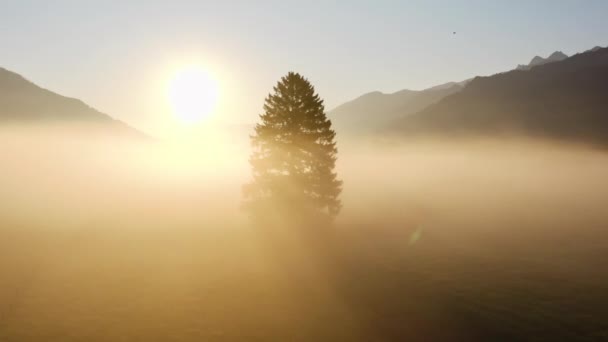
[0,67,145,138]
[329,81,466,136]
[587,46,603,53]
[516,51,568,70]
[391,47,608,145]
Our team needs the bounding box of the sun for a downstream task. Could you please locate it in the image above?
[167,65,219,124]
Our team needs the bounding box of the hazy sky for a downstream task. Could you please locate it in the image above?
[1,0,607,136]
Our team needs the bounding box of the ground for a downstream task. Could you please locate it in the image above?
[1,219,607,341]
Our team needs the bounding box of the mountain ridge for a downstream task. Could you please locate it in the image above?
[390,47,608,146]
[516,51,568,70]
[329,81,467,136]
[0,67,146,139]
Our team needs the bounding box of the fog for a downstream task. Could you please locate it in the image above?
[2,124,608,341]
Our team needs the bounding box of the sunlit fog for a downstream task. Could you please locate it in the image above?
[1,1,608,341]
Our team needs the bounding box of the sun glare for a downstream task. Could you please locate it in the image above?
[167,66,219,124]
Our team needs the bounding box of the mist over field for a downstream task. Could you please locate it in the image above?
[2,1,608,340]
[2,124,608,341]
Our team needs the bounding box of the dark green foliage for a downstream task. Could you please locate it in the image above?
[244,72,342,222]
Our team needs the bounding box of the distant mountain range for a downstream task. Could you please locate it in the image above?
[515,51,568,70]
[329,50,575,137]
[330,45,608,146]
[391,46,608,145]
[3,45,607,146]
[329,81,467,136]
[0,67,145,138]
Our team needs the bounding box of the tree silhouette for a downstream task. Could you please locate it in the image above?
[244,72,342,223]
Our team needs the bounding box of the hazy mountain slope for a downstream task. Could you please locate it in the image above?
[392,47,608,145]
[587,46,603,53]
[329,82,465,136]
[516,51,568,70]
[329,49,576,138]
[0,67,145,138]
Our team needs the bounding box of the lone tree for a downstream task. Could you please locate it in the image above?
[244,72,342,223]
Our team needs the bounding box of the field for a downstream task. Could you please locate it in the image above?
[1,132,608,341]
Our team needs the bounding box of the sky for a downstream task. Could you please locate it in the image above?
[1,0,607,137]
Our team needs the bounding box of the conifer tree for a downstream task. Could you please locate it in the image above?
[244,72,342,222]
